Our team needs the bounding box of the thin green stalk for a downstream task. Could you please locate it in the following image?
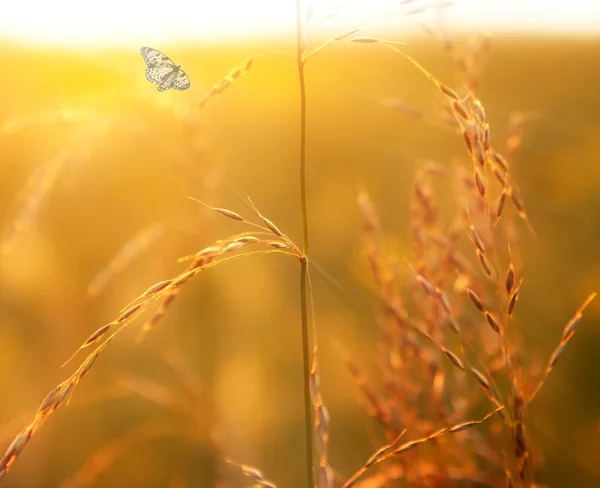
[296,1,313,487]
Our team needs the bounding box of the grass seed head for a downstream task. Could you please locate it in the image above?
[82,324,112,347]
[439,83,459,100]
[471,367,491,390]
[485,311,501,334]
[474,167,486,197]
[466,287,484,312]
[452,100,470,121]
[508,290,519,315]
[442,347,465,370]
[463,130,474,155]
[477,250,496,280]
[469,225,486,253]
[496,190,507,220]
[214,207,246,222]
[141,279,172,297]
[506,264,516,294]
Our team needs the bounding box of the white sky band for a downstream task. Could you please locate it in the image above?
[0,0,599,46]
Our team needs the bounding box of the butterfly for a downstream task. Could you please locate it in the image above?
[140,47,190,92]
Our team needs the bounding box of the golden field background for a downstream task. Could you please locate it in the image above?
[1,34,600,487]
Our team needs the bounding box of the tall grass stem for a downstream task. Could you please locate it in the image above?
[296,1,314,487]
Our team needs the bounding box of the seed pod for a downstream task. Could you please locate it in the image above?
[506,264,515,294]
[485,311,501,334]
[83,324,111,347]
[474,167,485,197]
[477,250,495,280]
[214,207,245,222]
[471,367,491,390]
[508,291,519,315]
[439,83,459,100]
[469,225,486,253]
[466,287,484,312]
[491,151,510,172]
[496,190,507,219]
[452,100,470,121]
[442,348,465,370]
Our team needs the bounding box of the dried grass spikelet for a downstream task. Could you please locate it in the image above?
[245,197,294,244]
[472,99,486,123]
[342,408,503,488]
[439,83,460,100]
[490,151,510,174]
[496,189,507,222]
[510,372,529,482]
[474,137,486,168]
[442,347,466,371]
[474,167,486,198]
[528,293,596,403]
[452,100,471,122]
[199,56,254,109]
[189,197,247,224]
[508,278,524,316]
[349,36,382,44]
[484,311,501,335]
[462,127,475,156]
[416,273,437,298]
[470,367,491,390]
[509,190,526,219]
[507,188,537,237]
[435,288,453,316]
[481,123,491,151]
[0,427,33,476]
[469,225,486,253]
[476,249,496,281]
[0,357,105,479]
[465,287,484,312]
[140,279,173,298]
[505,264,516,294]
[138,264,200,339]
[225,459,277,488]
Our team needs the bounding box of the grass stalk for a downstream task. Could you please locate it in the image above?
[296,1,314,487]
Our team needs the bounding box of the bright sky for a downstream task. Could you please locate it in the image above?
[0,0,599,46]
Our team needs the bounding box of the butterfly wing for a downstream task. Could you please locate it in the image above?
[145,66,176,86]
[157,76,175,92]
[171,69,191,91]
[140,47,175,68]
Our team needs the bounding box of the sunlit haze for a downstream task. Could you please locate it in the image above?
[0,0,599,46]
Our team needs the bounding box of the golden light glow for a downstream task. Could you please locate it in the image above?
[0,0,598,46]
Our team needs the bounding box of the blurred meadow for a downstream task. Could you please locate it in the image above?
[1,22,600,488]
